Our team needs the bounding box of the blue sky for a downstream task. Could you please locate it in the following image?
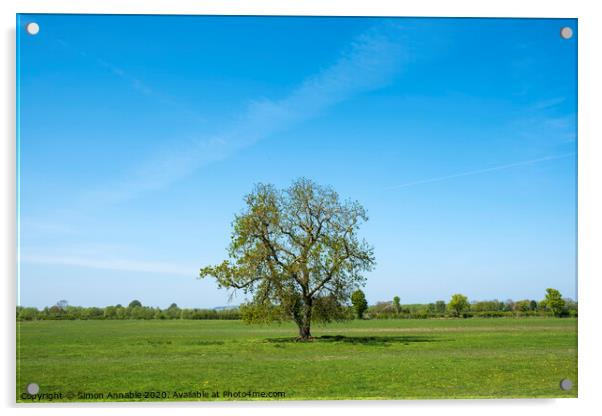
[17,15,577,308]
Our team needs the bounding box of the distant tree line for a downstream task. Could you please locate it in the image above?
[16,300,241,321]
[17,288,577,322]
[366,288,577,319]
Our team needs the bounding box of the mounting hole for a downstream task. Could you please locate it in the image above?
[26,383,40,395]
[26,22,40,36]
[560,27,573,40]
[559,378,573,391]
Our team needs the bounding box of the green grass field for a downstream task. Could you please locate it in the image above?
[16,318,577,402]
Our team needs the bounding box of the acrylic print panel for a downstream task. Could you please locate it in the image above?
[16,14,577,402]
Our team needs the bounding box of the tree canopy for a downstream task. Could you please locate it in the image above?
[448,294,470,317]
[544,288,566,317]
[200,178,375,339]
[351,289,368,319]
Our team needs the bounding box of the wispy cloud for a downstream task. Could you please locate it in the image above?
[55,37,204,121]
[21,254,194,277]
[384,152,575,191]
[530,97,566,111]
[513,114,576,146]
[93,55,154,96]
[85,22,411,204]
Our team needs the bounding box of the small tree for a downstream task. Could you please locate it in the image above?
[56,300,69,310]
[351,289,368,319]
[128,300,142,308]
[48,305,63,319]
[543,288,566,317]
[514,299,531,312]
[448,294,470,317]
[166,303,181,319]
[104,306,117,319]
[313,294,350,322]
[435,300,446,314]
[393,296,402,315]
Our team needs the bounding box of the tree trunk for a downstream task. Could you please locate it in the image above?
[298,324,312,340]
[296,298,313,341]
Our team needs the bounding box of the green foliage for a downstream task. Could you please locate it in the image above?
[180,308,241,320]
[16,304,242,321]
[240,302,286,324]
[514,300,533,312]
[17,307,39,321]
[563,298,578,317]
[128,300,142,308]
[435,300,446,314]
[103,306,117,319]
[312,295,352,323]
[180,308,194,320]
[200,178,375,338]
[165,303,181,319]
[471,299,503,312]
[82,307,104,320]
[368,301,446,319]
[502,301,512,312]
[392,296,401,314]
[543,288,566,317]
[366,301,396,319]
[351,290,368,319]
[448,294,470,317]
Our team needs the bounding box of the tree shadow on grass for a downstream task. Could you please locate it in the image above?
[266,334,441,346]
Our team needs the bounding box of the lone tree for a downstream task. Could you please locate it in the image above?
[351,289,369,319]
[200,178,375,340]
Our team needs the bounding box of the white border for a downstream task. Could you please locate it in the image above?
[2,1,601,416]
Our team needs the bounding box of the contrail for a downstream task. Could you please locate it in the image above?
[384,152,576,190]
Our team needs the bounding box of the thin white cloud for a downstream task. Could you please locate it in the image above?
[384,152,575,191]
[21,254,194,277]
[514,114,577,145]
[94,56,153,95]
[86,22,410,204]
[55,37,205,122]
[530,97,566,111]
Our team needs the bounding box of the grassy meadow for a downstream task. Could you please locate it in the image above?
[17,318,577,401]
